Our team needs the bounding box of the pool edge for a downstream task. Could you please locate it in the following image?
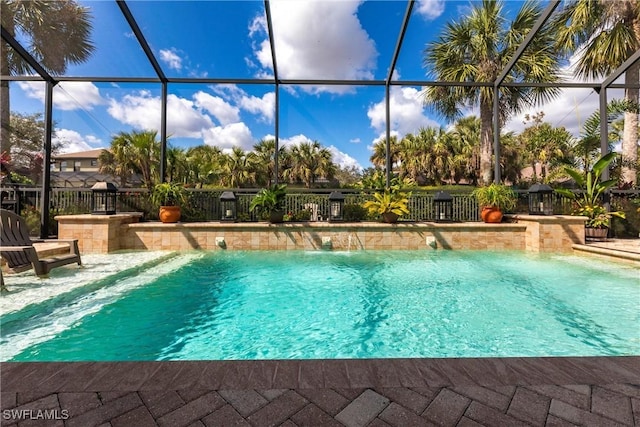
[2,356,638,392]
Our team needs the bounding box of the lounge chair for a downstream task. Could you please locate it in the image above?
[0,209,82,278]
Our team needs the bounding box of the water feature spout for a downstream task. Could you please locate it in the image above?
[321,236,332,250]
[216,237,227,249]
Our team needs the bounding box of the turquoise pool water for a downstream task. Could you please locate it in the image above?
[1,250,638,361]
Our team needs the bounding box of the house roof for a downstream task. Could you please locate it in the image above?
[53,149,109,160]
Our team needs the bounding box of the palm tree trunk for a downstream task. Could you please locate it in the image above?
[622,62,639,186]
[479,100,493,185]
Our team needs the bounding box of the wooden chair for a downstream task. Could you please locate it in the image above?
[0,209,82,278]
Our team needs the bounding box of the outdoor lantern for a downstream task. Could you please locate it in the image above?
[433,190,453,222]
[328,191,345,222]
[91,182,118,215]
[528,184,554,215]
[220,191,237,221]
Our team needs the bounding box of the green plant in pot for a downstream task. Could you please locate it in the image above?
[249,184,287,223]
[555,152,625,239]
[151,182,187,223]
[472,183,517,223]
[363,189,410,223]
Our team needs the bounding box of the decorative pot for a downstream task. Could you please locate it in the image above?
[269,210,285,223]
[159,206,181,223]
[481,206,503,223]
[382,212,399,223]
[585,227,608,241]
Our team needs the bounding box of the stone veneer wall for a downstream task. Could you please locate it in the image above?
[55,213,142,253]
[506,214,586,251]
[56,214,587,254]
[120,222,527,252]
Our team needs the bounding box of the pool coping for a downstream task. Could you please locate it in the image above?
[2,357,639,392]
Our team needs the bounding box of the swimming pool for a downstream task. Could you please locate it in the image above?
[1,250,638,361]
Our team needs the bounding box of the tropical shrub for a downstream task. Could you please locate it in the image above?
[363,190,410,219]
[249,184,287,216]
[343,203,368,222]
[555,152,625,228]
[150,182,187,207]
[472,183,517,211]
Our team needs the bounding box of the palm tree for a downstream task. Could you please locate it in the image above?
[166,146,188,184]
[446,116,481,185]
[185,145,222,188]
[99,130,160,189]
[98,149,124,187]
[398,127,450,185]
[253,139,289,186]
[370,136,400,171]
[554,0,640,186]
[1,0,94,148]
[518,112,573,183]
[221,147,257,188]
[573,99,634,177]
[500,131,526,185]
[290,141,336,188]
[423,0,565,185]
[397,132,426,183]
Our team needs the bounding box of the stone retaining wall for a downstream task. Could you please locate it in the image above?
[56,214,587,254]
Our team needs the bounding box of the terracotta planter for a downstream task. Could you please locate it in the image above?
[585,227,608,241]
[480,206,503,223]
[159,206,181,223]
[382,212,399,223]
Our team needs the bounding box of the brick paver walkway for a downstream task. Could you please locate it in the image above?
[1,357,639,426]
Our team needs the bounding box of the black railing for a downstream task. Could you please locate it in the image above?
[2,186,638,225]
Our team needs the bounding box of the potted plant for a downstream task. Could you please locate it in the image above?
[472,183,517,223]
[151,182,187,223]
[555,152,625,239]
[249,184,287,223]
[363,189,410,223]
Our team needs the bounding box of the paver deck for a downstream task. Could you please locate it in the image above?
[2,239,638,425]
[1,357,639,426]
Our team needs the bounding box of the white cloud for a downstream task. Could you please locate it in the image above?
[262,133,362,169]
[159,48,182,70]
[505,87,601,137]
[503,55,615,137]
[202,122,255,150]
[211,84,276,124]
[107,91,213,138]
[276,133,313,148]
[106,89,270,150]
[239,92,275,123]
[193,91,240,125]
[85,135,102,145]
[211,84,247,100]
[368,86,439,136]
[250,0,378,94]
[53,128,101,153]
[416,0,446,21]
[327,145,362,170]
[18,81,104,111]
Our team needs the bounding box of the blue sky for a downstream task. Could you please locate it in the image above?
[9,0,615,170]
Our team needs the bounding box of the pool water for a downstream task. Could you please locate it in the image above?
[1,250,638,361]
